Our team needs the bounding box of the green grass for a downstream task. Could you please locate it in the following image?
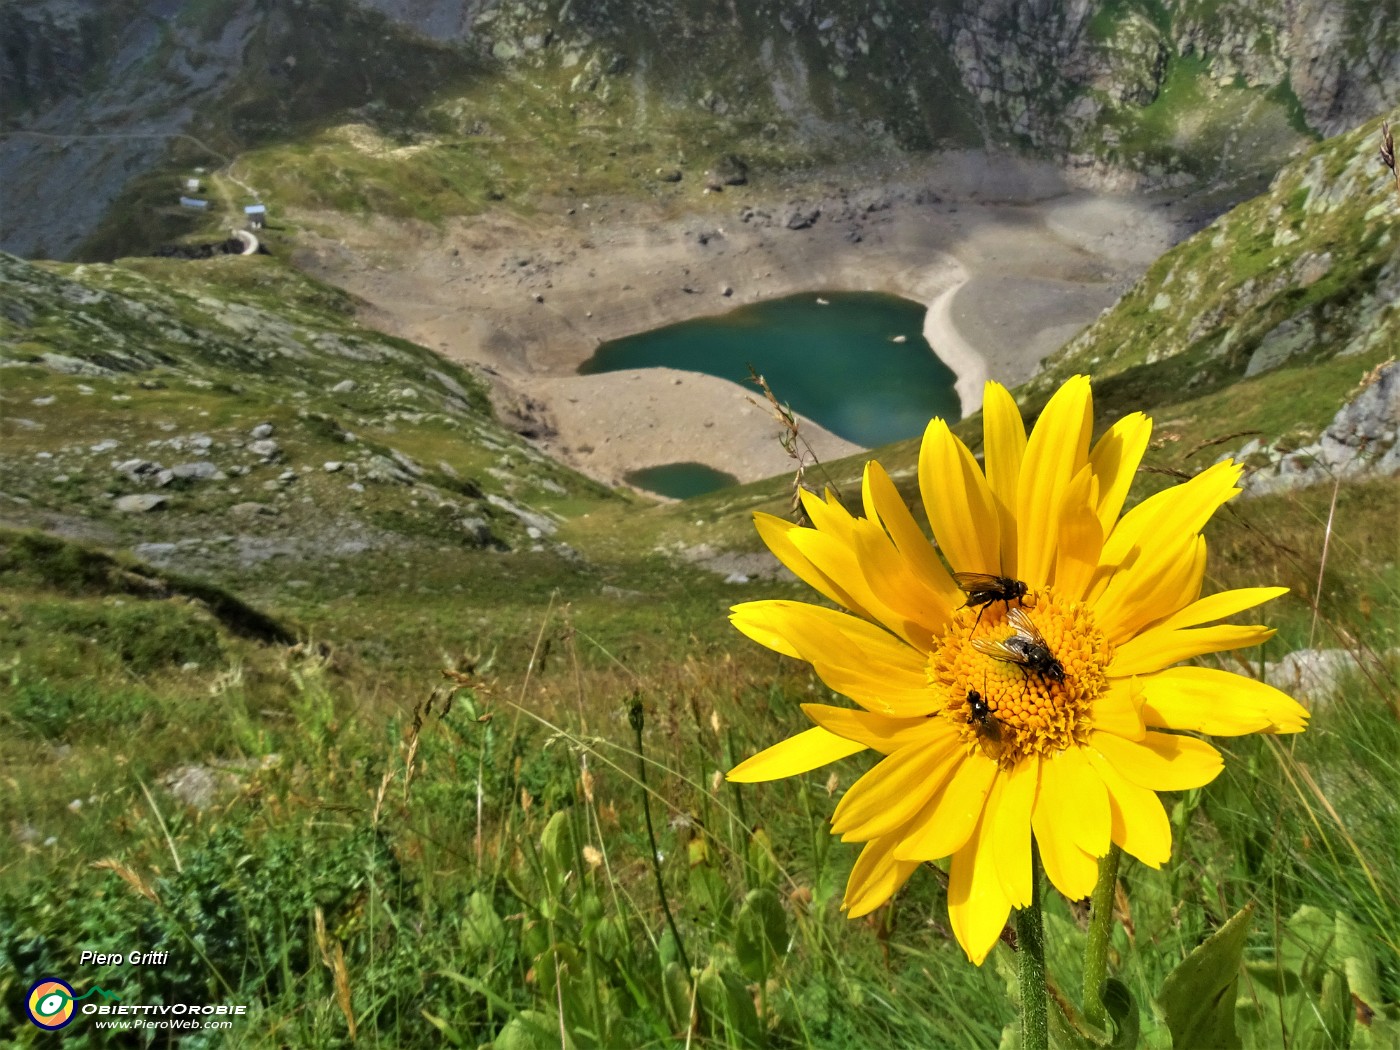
[3,479,1397,1047]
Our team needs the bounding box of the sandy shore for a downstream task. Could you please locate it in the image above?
[293,151,1199,491]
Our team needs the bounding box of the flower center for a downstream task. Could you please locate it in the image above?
[928,587,1113,766]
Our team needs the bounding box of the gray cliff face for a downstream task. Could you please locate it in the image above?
[1,1,263,259]
[928,0,1396,180]
[2,0,1396,259]
[1171,0,1399,136]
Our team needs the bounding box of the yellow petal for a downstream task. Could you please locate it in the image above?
[788,528,918,646]
[1032,766,1100,902]
[990,757,1039,908]
[1090,680,1147,741]
[947,811,1012,965]
[728,726,866,782]
[1090,731,1223,791]
[919,418,1001,575]
[1038,746,1110,856]
[731,601,937,715]
[1096,460,1242,580]
[1109,623,1275,677]
[799,485,858,542]
[1089,412,1152,537]
[1085,750,1172,867]
[1017,375,1093,586]
[802,703,951,754]
[754,512,858,613]
[1093,534,1205,645]
[862,461,963,614]
[982,382,1027,578]
[1156,586,1290,632]
[893,752,999,861]
[832,738,963,840]
[1140,667,1310,735]
[847,519,944,647]
[1052,462,1103,599]
[843,835,921,918]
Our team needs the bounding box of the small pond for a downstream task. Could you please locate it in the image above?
[579,291,960,450]
[623,462,741,500]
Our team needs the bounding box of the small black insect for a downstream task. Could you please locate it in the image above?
[953,571,1028,630]
[972,607,1065,683]
[965,688,1004,758]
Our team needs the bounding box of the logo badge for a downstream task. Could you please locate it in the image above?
[26,977,78,1030]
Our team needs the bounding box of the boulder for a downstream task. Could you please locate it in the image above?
[115,494,168,513]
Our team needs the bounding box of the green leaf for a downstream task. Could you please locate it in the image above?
[494,1010,576,1050]
[696,963,760,1047]
[461,890,505,954]
[420,1008,467,1047]
[1100,979,1141,1050]
[1046,977,1138,1049]
[1336,912,1383,1016]
[1158,903,1254,1050]
[661,960,693,1033]
[1319,967,1354,1050]
[748,827,780,888]
[540,809,577,900]
[688,863,733,923]
[735,888,788,982]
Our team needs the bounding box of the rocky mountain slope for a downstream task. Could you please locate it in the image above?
[0,251,619,590]
[1022,112,1398,495]
[4,0,1395,260]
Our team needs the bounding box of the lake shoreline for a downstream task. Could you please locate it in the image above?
[294,150,1203,490]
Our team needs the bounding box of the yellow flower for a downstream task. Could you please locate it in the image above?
[728,376,1308,964]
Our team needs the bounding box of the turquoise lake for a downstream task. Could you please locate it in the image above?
[623,463,741,500]
[578,291,961,449]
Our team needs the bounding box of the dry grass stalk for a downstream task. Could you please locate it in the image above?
[91,858,160,905]
[746,366,840,524]
[314,906,358,1040]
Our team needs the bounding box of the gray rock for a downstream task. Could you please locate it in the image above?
[248,439,281,459]
[89,438,119,453]
[1264,648,1376,702]
[330,379,357,394]
[323,461,344,473]
[457,517,494,545]
[161,765,230,811]
[115,493,168,513]
[230,502,278,517]
[1245,316,1313,377]
[785,206,821,230]
[250,423,274,439]
[390,449,425,476]
[486,494,558,535]
[117,458,161,480]
[171,461,224,481]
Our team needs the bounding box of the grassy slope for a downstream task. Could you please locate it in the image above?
[3,124,1399,1048]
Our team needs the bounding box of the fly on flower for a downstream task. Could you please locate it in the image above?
[973,606,1066,683]
[953,571,1028,630]
[727,375,1308,964]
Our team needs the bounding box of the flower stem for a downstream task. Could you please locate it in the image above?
[1016,847,1049,1050]
[1083,844,1122,1031]
[629,696,692,977]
